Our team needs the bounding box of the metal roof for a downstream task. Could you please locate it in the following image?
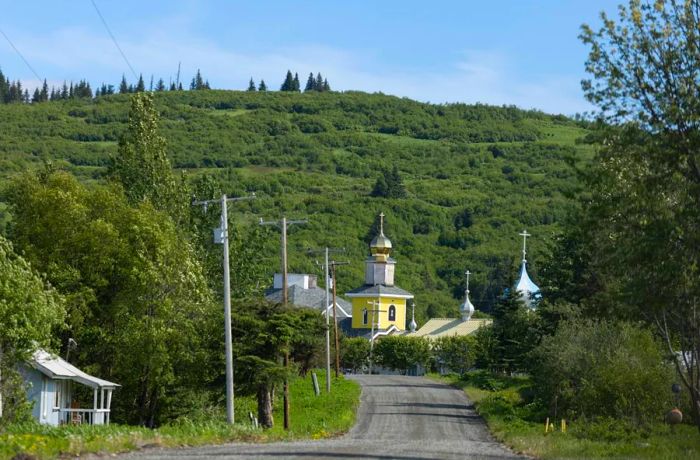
[345,284,414,298]
[30,349,120,389]
[265,285,352,319]
[408,318,492,339]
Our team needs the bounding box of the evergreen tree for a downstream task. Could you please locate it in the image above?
[177,82,183,91]
[156,78,166,91]
[323,78,330,92]
[23,89,29,103]
[315,72,323,91]
[490,288,536,374]
[247,77,256,91]
[31,88,41,103]
[0,68,6,103]
[149,75,154,92]
[292,72,301,91]
[119,75,129,94]
[61,82,69,99]
[304,72,315,91]
[169,81,176,91]
[280,70,294,91]
[191,69,206,90]
[136,74,146,93]
[40,79,48,102]
[258,79,267,91]
[371,166,407,198]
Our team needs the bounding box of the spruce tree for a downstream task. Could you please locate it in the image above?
[292,72,301,91]
[23,89,29,103]
[0,68,6,103]
[40,79,49,101]
[119,75,129,94]
[61,82,69,99]
[156,78,166,91]
[136,74,146,93]
[258,79,267,91]
[323,78,330,92]
[281,70,294,91]
[304,72,315,91]
[247,78,256,91]
[31,88,41,103]
[315,73,323,91]
[169,82,176,91]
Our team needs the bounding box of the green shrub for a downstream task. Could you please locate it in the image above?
[530,319,674,427]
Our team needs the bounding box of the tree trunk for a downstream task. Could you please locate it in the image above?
[257,384,273,428]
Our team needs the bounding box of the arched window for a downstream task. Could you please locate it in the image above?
[362,308,368,325]
[388,304,396,321]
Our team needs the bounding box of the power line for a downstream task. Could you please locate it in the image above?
[90,0,138,80]
[0,27,43,82]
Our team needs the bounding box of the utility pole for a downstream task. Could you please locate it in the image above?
[193,192,255,424]
[260,216,307,430]
[330,260,349,378]
[367,300,386,375]
[309,247,344,392]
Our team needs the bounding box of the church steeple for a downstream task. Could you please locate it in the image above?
[460,270,475,321]
[515,230,540,309]
[370,212,392,261]
[365,212,396,286]
[409,302,417,332]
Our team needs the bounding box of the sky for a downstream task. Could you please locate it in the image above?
[0,0,617,115]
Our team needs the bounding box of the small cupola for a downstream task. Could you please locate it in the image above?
[370,212,392,261]
[460,270,475,321]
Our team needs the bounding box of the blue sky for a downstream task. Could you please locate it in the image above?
[0,1,617,114]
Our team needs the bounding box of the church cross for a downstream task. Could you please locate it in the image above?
[379,212,385,235]
[519,230,531,262]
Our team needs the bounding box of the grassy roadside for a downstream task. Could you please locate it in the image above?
[432,372,700,460]
[0,371,360,460]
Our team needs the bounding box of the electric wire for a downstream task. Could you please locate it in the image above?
[0,27,43,82]
[90,0,138,80]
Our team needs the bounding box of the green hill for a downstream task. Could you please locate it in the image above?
[0,90,593,323]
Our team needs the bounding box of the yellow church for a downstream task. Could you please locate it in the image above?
[346,213,414,338]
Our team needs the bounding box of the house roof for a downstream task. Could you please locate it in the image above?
[265,285,352,319]
[345,284,414,298]
[30,349,120,389]
[409,318,491,339]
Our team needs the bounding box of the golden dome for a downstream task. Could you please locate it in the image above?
[370,233,392,255]
[370,212,392,257]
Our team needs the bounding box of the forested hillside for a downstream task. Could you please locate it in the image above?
[0,90,592,322]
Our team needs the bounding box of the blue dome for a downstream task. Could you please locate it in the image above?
[515,261,540,309]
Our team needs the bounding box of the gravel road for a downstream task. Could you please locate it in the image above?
[120,375,523,460]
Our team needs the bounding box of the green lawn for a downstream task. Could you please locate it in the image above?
[433,372,700,460]
[0,371,360,460]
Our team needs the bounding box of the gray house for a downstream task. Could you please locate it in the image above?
[265,273,353,333]
[22,349,119,426]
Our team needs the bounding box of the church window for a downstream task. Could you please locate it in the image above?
[362,308,368,325]
[388,305,396,321]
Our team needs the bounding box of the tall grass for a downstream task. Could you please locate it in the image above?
[435,372,700,460]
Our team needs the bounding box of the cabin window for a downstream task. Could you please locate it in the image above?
[54,381,61,409]
[362,308,368,325]
[388,305,396,321]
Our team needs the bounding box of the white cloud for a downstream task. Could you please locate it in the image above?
[3,20,591,114]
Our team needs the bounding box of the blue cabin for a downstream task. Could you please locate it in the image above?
[21,349,119,426]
